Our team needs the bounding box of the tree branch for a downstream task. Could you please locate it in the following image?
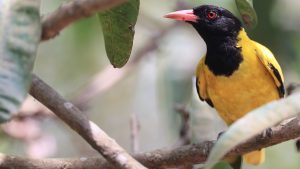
[1,115,299,169]
[41,0,127,41]
[22,0,300,168]
[29,74,147,169]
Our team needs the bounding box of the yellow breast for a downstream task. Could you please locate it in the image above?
[203,35,280,125]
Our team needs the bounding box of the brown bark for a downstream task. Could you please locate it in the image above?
[41,0,127,41]
[1,116,299,169]
[29,74,147,169]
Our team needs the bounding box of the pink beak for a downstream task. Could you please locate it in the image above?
[164,9,198,22]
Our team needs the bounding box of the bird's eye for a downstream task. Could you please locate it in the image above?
[207,11,218,20]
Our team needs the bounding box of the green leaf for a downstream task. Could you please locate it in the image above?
[235,0,258,29]
[0,0,41,122]
[204,94,300,169]
[98,0,139,68]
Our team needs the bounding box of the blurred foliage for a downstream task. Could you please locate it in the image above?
[0,0,41,122]
[0,1,300,169]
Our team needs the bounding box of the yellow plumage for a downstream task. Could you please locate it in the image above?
[196,29,284,165]
[164,4,285,167]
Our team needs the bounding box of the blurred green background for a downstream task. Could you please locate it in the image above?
[2,0,300,169]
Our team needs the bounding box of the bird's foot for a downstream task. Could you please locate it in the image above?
[261,128,273,138]
[217,131,225,140]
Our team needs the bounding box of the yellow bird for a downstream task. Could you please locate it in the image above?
[165,5,284,168]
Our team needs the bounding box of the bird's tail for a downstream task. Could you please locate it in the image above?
[243,149,265,165]
[228,156,242,169]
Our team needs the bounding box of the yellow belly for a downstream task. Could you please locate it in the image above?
[204,53,279,125]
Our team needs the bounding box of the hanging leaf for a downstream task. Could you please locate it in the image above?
[98,0,139,68]
[235,0,258,29]
[204,94,300,169]
[0,0,41,122]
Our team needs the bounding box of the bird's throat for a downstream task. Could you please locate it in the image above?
[204,30,244,77]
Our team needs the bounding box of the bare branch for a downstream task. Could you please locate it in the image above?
[0,116,299,169]
[41,0,127,41]
[72,66,131,109]
[0,154,109,169]
[29,74,147,169]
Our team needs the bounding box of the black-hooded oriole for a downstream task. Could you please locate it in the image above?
[165,5,284,167]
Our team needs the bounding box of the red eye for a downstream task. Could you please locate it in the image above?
[207,11,217,20]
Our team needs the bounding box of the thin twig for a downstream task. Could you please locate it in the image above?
[0,117,300,169]
[29,74,147,169]
[72,66,131,110]
[41,0,127,41]
[130,112,140,154]
[174,104,191,147]
[173,105,193,169]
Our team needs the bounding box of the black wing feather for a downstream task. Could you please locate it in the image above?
[269,63,285,98]
[196,77,214,107]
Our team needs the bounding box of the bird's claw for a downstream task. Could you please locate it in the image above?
[262,128,273,138]
[217,131,225,140]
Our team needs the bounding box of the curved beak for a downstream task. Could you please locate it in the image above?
[164,9,198,22]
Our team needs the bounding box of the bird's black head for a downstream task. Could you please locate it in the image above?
[165,5,242,41]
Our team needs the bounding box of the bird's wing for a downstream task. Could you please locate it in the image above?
[254,41,285,98]
[196,57,214,107]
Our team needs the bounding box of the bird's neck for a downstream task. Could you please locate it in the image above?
[204,29,247,77]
